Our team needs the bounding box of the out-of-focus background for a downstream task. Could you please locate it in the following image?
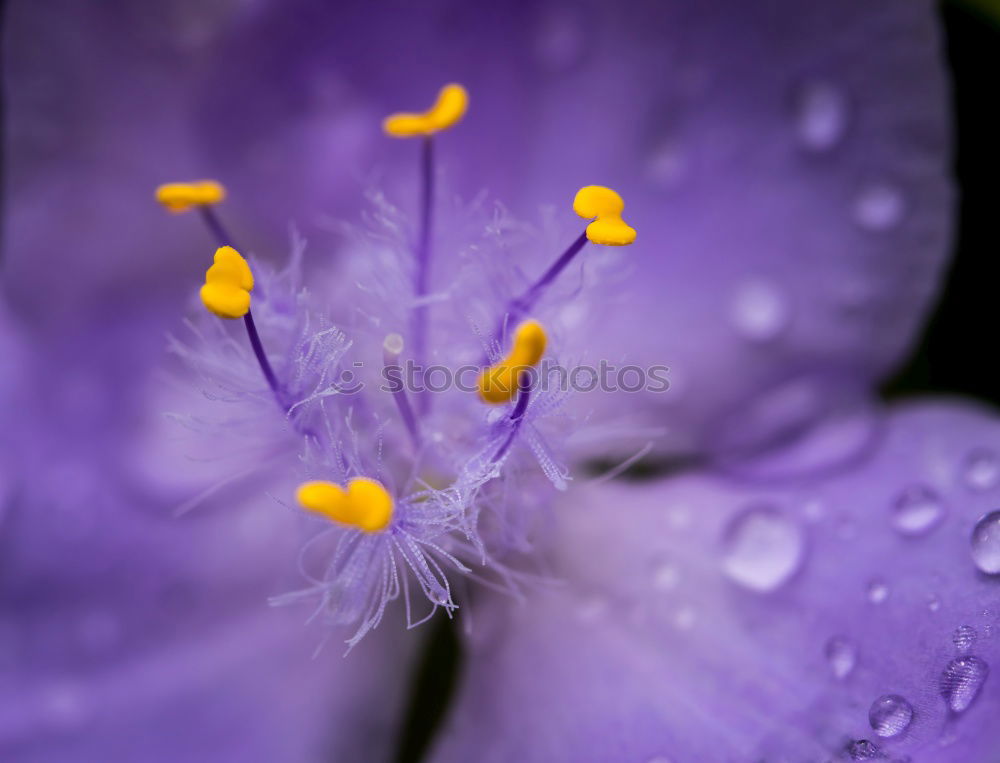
[2,1,1000,761]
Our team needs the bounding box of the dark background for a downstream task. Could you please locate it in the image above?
[884,2,1000,408]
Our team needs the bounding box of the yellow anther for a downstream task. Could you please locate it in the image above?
[383,83,469,138]
[156,180,226,213]
[199,246,254,319]
[478,320,547,404]
[296,477,394,533]
[573,185,637,246]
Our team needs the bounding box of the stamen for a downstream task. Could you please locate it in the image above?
[383,84,469,411]
[155,180,226,213]
[199,246,281,398]
[478,320,547,404]
[573,185,637,246]
[382,84,469,138]
[502,185,636,327]
[383,333,421,448]
[156,180,238,248]
[296,477,394,533]
[491,374,532,463]
[200,246,253,319]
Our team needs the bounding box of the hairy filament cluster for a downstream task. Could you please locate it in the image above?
[161,84,635,649]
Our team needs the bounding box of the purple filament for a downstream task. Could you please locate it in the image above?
[487,229,589,353]
[243,311,282,403]
[491,375,532,463]
[412,136,435,414]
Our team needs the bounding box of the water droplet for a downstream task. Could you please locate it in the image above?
[667,504,692,530]
[533,6,586,72]
[928,595,942,612]
[721,506,804,593]
[867,579,890,604]
[964,449,1000,492]
[731,280,788,342]
[577,595,609,623]
[940,656,989,712]
[651,561,680,591]
[793,80,849,151]
[868,694,913,737]
[891,484,945,536]
[854,182,906,232]
[970,511,1000,574]
[644,139,686,189]
[825,635,858,679]
[41,682,88,731]
[802,499,825,523]
[673,606,696,630]
[846,739,881,760]
[953,625,978,652]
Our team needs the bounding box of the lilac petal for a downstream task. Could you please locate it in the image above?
[195,0,953,463]
[532,0,954,460]
[6,0,951,461]
[0,322,417,761]
[0,466,418,762]
[431,401,1000,762]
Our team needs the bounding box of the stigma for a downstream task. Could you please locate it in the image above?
[296,478,394,533]
[573,185,637,245]
[479,320,548,404]
[383,83,469,137]
[200,246,254,319]
[155,180,226,213]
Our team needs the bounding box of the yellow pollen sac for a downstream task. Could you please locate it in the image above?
[155,180,226,213]
[478,320,547,404]
[383,83,469,138]
[573,185,637,246]
[199,246,254,319]
[296,477,394,533]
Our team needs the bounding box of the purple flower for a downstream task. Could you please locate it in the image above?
[3,0,991,761]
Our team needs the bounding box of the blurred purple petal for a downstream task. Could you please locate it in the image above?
[5,1,951,459]
[432,402,1000,762]
[192,0,954,460]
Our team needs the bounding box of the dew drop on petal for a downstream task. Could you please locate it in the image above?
[673,606,696,631]
[953,625,977,652]
[576,594,609,623]
[667,504,692,531]
[891,484,945,536]
[970,511,1000,574]
[854,182,906,232]
[651,560,680,591]
[644,139,686,189]
[41,682,89,731]
[867,579,889,604]
[868,694,913,737]
[940,655,989,713]
[846,739,881,760]
[802,499,825,523]
[730,280,788,343]
[792,80,848,151]
[532,5,586,72]
[963,449,1000,492]
[721,507,804,593]
[825,635,857,680]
